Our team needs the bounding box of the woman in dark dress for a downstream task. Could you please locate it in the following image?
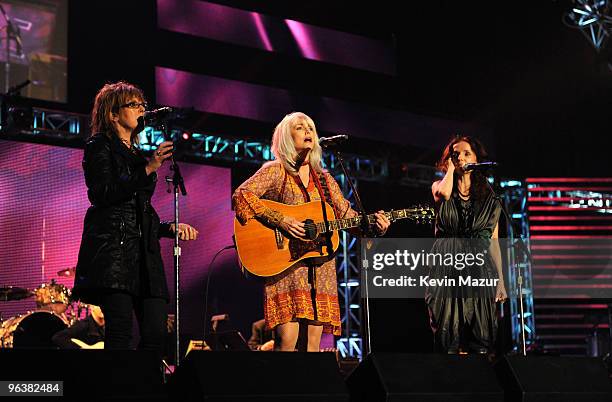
[72,81,198,353]
[427,135,506,354]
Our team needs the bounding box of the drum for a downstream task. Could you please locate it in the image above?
[0,310,68,348]
[34,282,71,306]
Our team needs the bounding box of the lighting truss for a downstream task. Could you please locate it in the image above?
[0,107,84,138]
[33,109,82,135]
[397,163,441,187]
[334,173,363,360]
[138,127,388,181]
[500,179,536,352]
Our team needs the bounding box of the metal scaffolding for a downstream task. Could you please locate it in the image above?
[334,174,363,359]
[564,0,612,51]
[500,179,536,352]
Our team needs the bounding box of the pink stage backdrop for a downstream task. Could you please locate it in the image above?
[0,140,246,338]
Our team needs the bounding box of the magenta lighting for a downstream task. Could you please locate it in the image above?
[157,0,396,75]
[0,139,234,336]
[155,66,469,148]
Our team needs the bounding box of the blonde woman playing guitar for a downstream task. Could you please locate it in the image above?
[233,112,391,353]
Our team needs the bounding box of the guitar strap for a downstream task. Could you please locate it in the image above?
[311,167,335,254]
[309,168,335,321]
[279,168,288,204]
[315,169,340,217]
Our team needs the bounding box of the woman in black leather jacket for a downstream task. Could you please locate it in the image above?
[73,81,198,352]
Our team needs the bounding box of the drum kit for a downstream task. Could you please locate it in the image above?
[0,267,92,349]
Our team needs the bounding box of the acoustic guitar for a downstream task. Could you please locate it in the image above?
[233,199,434,276]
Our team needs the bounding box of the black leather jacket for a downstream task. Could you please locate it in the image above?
[73,133,172,304]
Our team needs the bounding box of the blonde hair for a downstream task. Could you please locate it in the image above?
[90,81,145,144]
[271,112,324,175]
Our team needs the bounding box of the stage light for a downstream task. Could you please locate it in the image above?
[564,0,612,63]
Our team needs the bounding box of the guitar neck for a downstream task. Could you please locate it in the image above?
[316,209,424,234]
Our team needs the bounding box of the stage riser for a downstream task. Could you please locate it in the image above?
[1,351,610,401]
[0,349,165,400]
[346,353,612,402]
[347,353,504,402]
[170,351,350,401]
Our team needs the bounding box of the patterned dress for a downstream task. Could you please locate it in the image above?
[232,161,357,335]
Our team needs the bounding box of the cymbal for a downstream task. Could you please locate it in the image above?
[56,267,76,277]
[0,286,33,301]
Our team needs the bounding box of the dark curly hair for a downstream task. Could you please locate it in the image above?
[436,135,490,199]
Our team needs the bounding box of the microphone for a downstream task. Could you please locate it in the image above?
[143,107,173,125]
[462,161,498,172]
[319,134,348,148]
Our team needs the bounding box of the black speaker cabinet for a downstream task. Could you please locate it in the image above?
[0,349,164,400]
[171,351,349,401]
[346,353,503,402]
[495,355,612,402]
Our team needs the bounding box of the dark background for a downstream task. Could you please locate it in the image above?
[57,0,612,179]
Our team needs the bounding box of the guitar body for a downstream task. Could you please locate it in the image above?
[234,200,340,277]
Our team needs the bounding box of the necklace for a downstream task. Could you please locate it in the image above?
[457,187,470,198]
[120,138,137,154]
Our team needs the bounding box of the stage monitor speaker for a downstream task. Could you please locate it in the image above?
[346,353,503,402]
[0,349,164,400]
[171,351,349,401]
[495,355,612,402]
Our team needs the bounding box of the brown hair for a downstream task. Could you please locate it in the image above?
[436,135,490,199]
[90,81,145,144]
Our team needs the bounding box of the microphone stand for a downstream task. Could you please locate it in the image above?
[159,121,187,367]
[482,171,532,356]
[326,146,375,357]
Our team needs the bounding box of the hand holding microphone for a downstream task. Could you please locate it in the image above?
[146,141,173,175]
